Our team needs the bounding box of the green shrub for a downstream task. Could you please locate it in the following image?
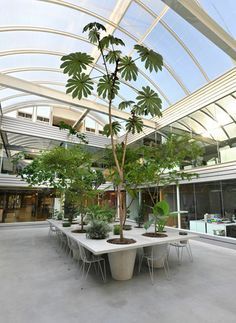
[86,220,111,239]
[86,204,115,222]
[113,224,120,235]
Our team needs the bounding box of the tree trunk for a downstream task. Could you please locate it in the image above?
[117,184,124,241]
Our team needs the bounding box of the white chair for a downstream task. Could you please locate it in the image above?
[78,243,106,282]
[55,229,69,253]
[67,236,81,262]
[169,240,193,264]
[139,244,170,284]
[48,222,56,239]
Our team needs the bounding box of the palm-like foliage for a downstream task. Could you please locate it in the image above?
[61,21,165,241]
[66,73,93,99]
[103,121,121,137]
[60,52,94,75]
[134,45,163,72]
[97,75,120,100]
[135,86,162,117]
[118,56,138,81]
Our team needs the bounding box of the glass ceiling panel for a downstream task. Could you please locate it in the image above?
[208,127,228,141]
[224,123,236,138]
[146,23,206,92]
[204,104,233,126]
[113,29,137,56]
[1,0,105,39]
[163,9,235,80]
[198,0,236,39]
[217,95,236,118]
[0,0,235,136]
[119,2,155,39]
[66,0,116,19]
[140,0,166,15]
[0,54,61,71]
[191,111,219,130]
[181,117,206,134]
[0,32,94,55]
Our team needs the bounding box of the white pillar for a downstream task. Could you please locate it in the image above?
[176,184,181,228]
[116,191,120,220]
[138,189,142,206]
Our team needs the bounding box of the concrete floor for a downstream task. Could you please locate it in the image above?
[0,227,236,323]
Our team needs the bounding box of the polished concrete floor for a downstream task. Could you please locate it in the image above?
[0,226,236,323]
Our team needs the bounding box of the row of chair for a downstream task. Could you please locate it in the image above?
[48,222,193,284]
[48,222,107,282]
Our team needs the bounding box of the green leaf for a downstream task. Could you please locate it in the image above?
[118,100,135,110]
[153,200,169,217]
[97,75,120,100]
[125,115,143,134]
[100,35,125,49]
[83,22,106,33]
[103,121,121,137]
[60,52,94,76]
[135,86,162,117]
[66,73,94,99]
[59,121,88,144]
[118,56,138,81]
[134,44,163,72]
[88,29,100,44]
[105,50,121,64]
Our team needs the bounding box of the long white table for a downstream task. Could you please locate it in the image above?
[49,219,198,255]
[49,219,198,280]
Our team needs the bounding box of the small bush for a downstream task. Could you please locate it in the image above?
[86,220,111,239]
[113,224,120,235]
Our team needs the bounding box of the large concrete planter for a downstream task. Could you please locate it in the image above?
[108,249,137,280]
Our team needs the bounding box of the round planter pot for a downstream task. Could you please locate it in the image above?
[108,248,137,280]
[71,229,86,233]
[142,232,168,238]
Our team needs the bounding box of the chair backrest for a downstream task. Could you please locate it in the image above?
[78,244,91,262]
[144,243,169,261]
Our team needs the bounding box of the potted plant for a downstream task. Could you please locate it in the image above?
[86,220,111,239]
[143,200,170,238]
[60,22,164,280]
[61,21,163,246]
[60,22,202,280]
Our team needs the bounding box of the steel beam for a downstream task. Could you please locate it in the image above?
[0,73,157,129]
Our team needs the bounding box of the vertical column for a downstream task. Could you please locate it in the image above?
[138,189,142,206]
[116,189,120,220]
[176,184,181,228]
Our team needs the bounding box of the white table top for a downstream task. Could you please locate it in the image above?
[49,220,198,255]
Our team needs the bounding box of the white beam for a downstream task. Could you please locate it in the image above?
[161,0,236,60]
[73,109,89,128]
[126,67,236,144]
[0,73,157,129]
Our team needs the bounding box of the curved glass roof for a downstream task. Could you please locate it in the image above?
[0,0,235,131]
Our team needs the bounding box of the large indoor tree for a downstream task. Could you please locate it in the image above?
[61,22,164,243]
[18,145,105,230]
[126,134,203,207]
